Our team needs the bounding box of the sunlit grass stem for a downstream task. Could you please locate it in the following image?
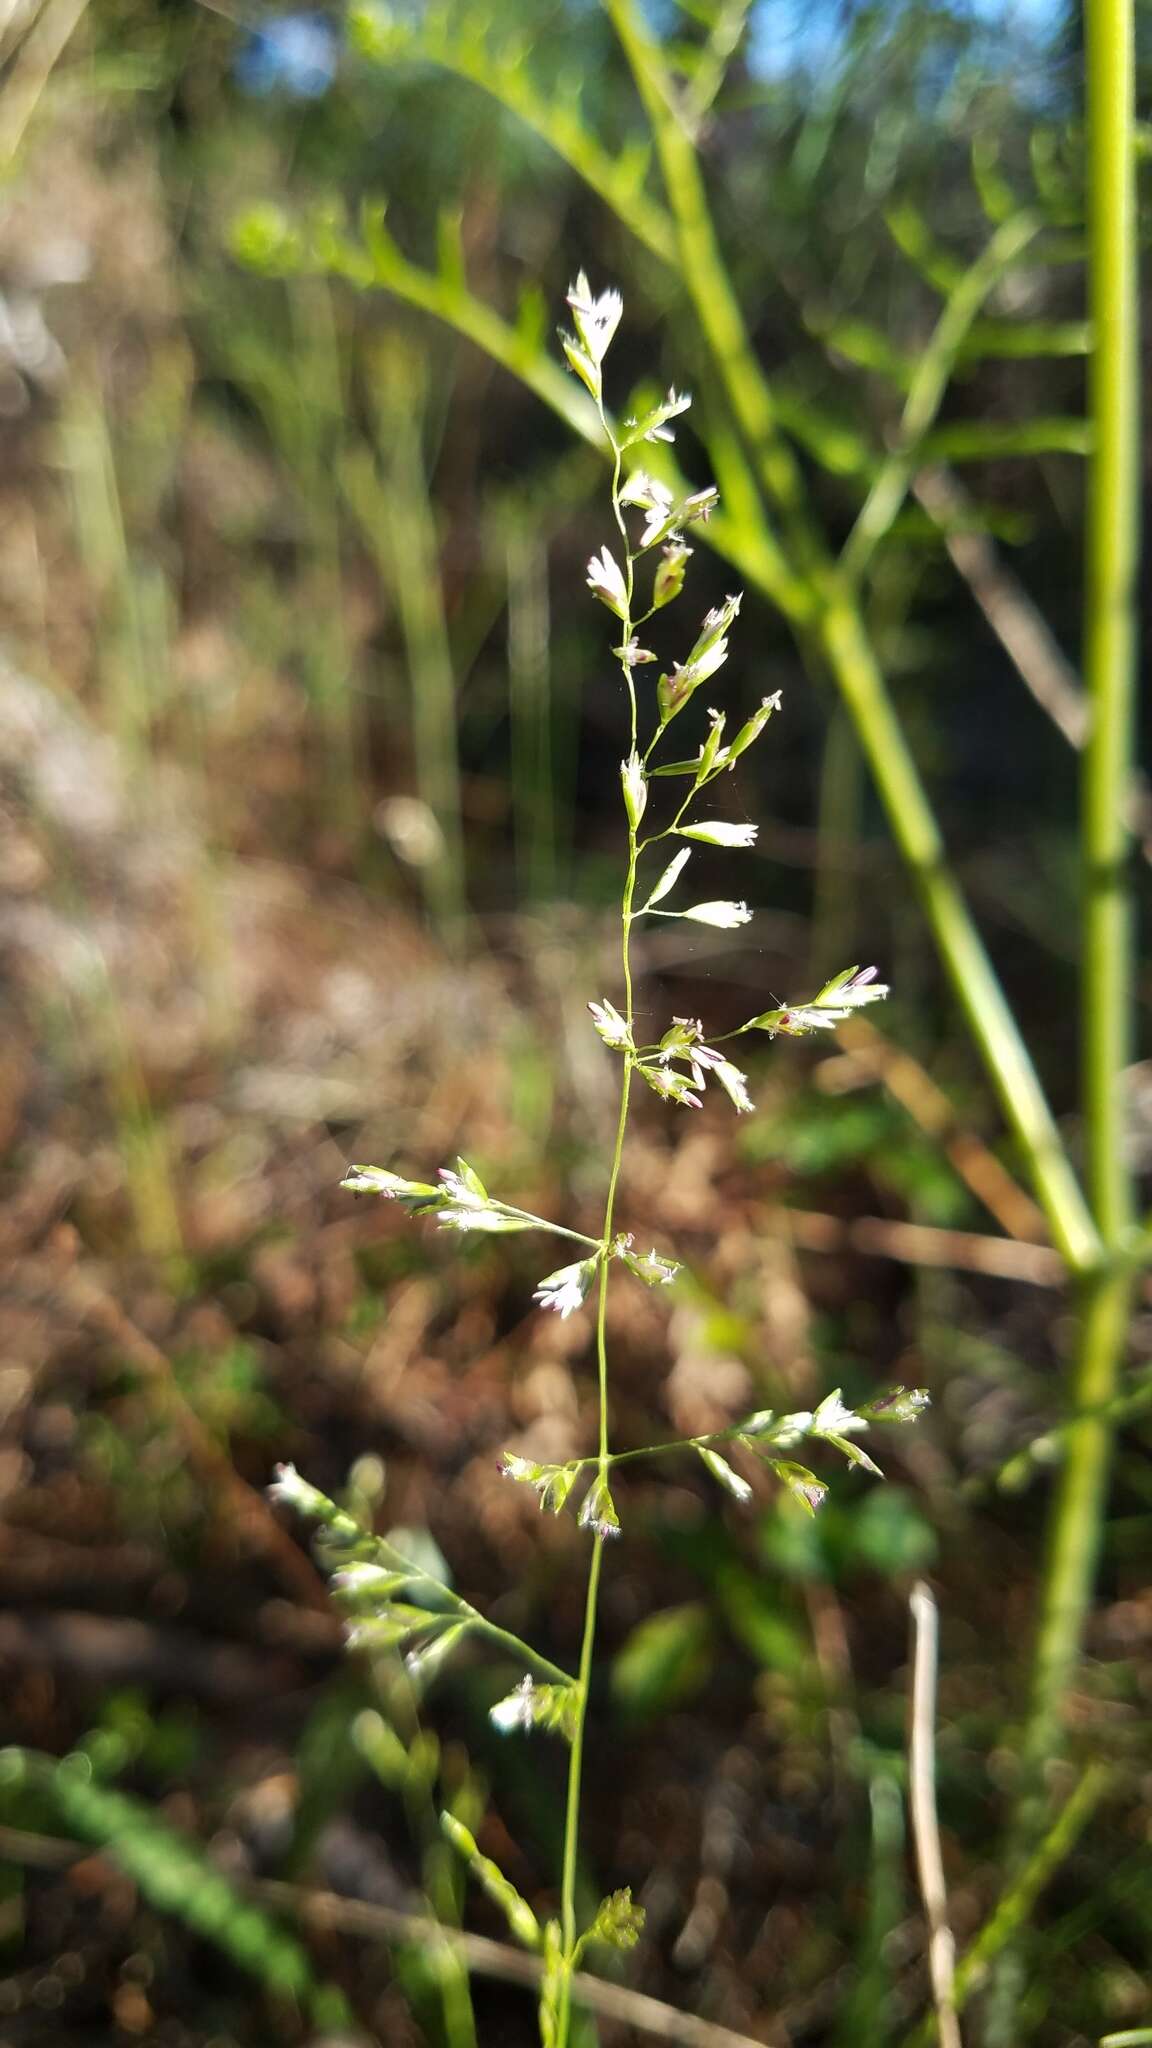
[557,413,639,2048]
[1017,0,1140,1799]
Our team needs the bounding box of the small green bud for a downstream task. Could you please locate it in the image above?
[725,691,782,765]
[584,1887,646,1952]
[697,1446,753,1504]
[621,751,648,828]
[652,540,691,609]
[578,1475,621,1540]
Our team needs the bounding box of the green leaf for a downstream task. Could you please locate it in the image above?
[23,1753,351,2024]
[971,135,1020,224]
[810,313,914,387]
[920,418,1091,461]
[715,1562,813,1670]
[845,1488,938,1577]
[611,1603,711,1722]
[772,388,874,476]
[959,317,1090,359]
[884,199,965,292]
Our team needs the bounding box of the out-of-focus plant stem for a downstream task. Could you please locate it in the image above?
[352,339,467,944]
[604,0,817,600]
[505,523,556,903]
[1081,0,1139,1254]
[814,594,1100,1274]
[1010,0,1140,1851]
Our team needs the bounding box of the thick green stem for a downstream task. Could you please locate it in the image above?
[604,0,815,611]
[1081,0,1139,1248]
[815,595,1101,1274]
[1006,0,1140,1876]
[1020,1268,1134,1798]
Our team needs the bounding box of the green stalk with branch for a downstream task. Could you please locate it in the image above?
[273,279,926,2045]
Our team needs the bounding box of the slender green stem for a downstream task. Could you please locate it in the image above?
[605,1429,729,1468]
[557,1537,604,2035]
[460,1611,576,1692]
[556,955,635,2048]
[365,1537,578,1688]
[555,420,641,2047]
[352,6,677,265]
[494,1204,603,1249]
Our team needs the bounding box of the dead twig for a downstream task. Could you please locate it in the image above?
[913,465,1152,857]
[823,1016,1050,1245]
[0,1824,773,2048]
[908,1582,962,2048]
[0,0,90,166]
[782,1209,1065,1285]
[63,1278,330,1613]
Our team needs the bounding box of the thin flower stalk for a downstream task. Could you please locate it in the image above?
[272,278,925,2048]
